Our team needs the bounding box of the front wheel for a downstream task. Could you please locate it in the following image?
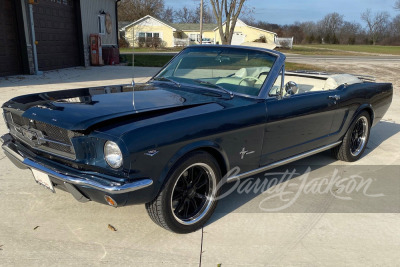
[145,151,221,233]
[331,111,371,162]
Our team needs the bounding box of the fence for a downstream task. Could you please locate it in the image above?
[174,38,190,47]
[275,37,294,49]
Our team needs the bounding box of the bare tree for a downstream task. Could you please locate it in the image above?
[161,7,174,23]
[395,0,400,10]
[298,21,321,43]
[173,4,215,24]
[118,0,165,21]
[340,21,362,44]
[209,0,247,44]
[320,12,344,43]
[174,7,197,23]
[195,2,216,23]
[361,9,390,45]
[391,14,400,37]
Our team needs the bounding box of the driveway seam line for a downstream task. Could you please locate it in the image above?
[199,227,204,267]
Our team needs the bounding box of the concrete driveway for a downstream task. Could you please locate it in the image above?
[0,65,399,266]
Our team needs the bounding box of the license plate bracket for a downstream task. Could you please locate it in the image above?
[31,168,55,193]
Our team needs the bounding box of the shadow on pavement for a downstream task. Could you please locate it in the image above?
[207,121,400,226]
[366,121,400,153]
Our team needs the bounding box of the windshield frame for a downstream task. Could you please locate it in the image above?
[150,45,286,99]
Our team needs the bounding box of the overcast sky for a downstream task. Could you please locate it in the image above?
[167,0,399,25]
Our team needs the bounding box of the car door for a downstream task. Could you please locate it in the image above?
[260,87,339,166]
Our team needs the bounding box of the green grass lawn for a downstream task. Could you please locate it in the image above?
[120,54,326,72]
[286,46,362,56]
[121,44,400,57]
[285,62,326,72]
[120,54,174,67]
[119,47,183,53]
[307,44,400,55]
[289,45,400,56]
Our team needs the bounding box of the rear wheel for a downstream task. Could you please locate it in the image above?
[331,111,371,162]
[145,151,221,233]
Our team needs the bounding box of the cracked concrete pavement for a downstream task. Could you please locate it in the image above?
[0,64,399,266]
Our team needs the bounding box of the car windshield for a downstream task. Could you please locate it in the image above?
[154,46,277,97]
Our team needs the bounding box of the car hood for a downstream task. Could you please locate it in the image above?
[2,83,228,131]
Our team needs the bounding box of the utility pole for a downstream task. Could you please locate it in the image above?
[28,1,42,75]
[200,0,203,44]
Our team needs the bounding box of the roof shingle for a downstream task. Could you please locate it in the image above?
[172,23,217,31]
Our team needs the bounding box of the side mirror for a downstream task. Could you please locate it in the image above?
[285,81,298,96]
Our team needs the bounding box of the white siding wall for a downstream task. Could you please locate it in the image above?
[80,0,118,66]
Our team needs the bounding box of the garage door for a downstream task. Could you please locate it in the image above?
[33,0,80,71]
[231,32,245,45]
[0,0,23,76]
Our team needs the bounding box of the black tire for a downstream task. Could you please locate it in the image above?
[145,151,221,233]
[331,111,371,162]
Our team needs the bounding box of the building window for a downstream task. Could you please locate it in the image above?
[138,32,146,43]
[137,32,161,41]
[137,32,162,47]
[98,15,106,35]
[189,34,200,42]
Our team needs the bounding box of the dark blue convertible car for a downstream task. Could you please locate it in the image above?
[1,46,393,233]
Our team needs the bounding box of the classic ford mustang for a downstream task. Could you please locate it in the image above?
[1,46,392,233]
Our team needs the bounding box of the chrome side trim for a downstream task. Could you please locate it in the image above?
[227,141,342,183]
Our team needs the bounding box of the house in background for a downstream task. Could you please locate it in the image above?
[120,15,277,48]
[215,19,277,45]
[172,23,219,46]
[0,0,119,77]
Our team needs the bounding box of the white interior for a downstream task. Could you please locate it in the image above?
[285,73,363,93]
[169,66,363,96]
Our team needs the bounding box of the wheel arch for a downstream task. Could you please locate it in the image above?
[352,104,374,127]
[156,141,229,191]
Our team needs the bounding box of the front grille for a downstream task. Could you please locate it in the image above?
[10,112,25,126]
[35,121,72,144]
[47,142,75,154]
[5,111,81,159]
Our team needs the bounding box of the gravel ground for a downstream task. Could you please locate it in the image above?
[285,58,400,95]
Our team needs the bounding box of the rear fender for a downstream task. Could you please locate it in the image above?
[352,104,374,127]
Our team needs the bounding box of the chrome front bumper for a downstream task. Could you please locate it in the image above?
[1,134,153,195]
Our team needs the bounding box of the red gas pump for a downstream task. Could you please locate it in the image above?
[90,34,103,66]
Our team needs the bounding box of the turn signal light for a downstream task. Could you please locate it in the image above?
[104,195,117,207]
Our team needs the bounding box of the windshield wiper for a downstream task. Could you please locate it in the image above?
[193,79,234,98]
[153,77,181,87]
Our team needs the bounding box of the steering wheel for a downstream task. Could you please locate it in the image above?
[238,76,264,86]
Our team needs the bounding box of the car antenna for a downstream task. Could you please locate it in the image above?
[131,38,136,111]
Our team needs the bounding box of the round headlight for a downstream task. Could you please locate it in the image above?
[104,141,123,169]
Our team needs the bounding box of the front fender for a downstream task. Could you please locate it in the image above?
[157,140,230,186]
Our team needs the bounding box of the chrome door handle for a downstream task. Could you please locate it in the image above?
[329,95,340,101]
